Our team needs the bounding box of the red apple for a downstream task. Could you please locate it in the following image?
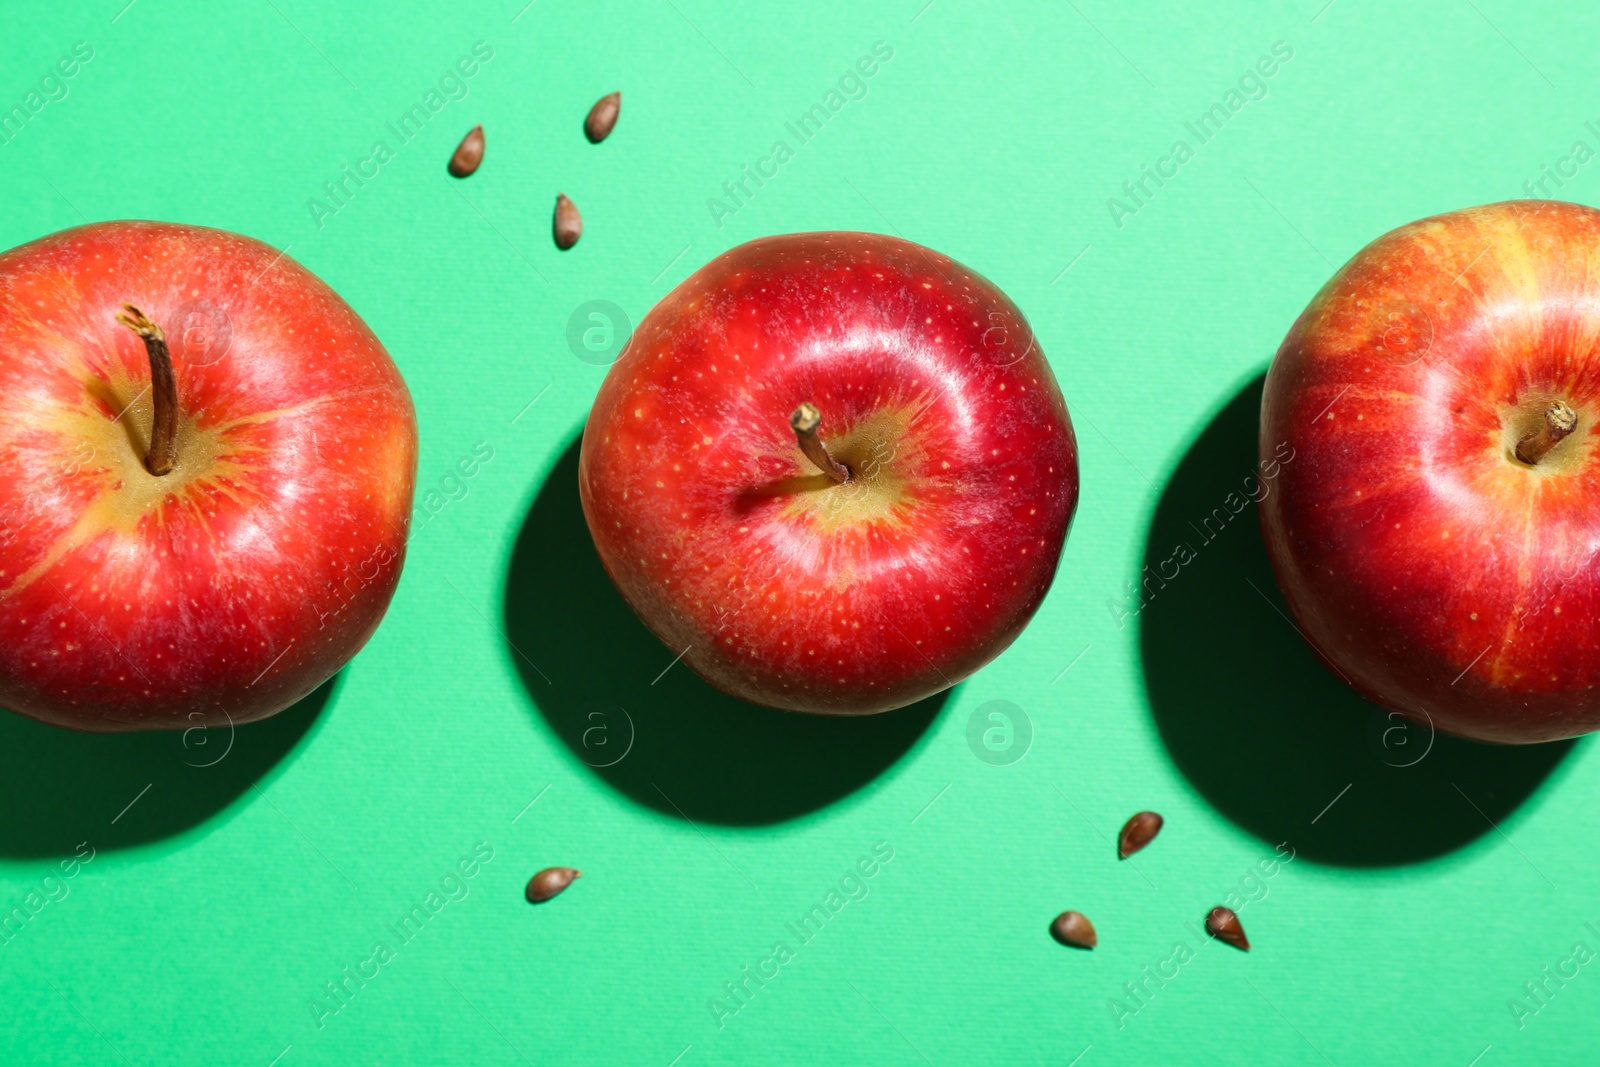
[579,232,1078,714]
[0,221,417,732]
[1261,199,1600,743]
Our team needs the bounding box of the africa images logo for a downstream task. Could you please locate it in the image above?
[1105,41,1294,230]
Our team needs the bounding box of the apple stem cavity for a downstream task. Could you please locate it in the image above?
[115,304,180,477]
[1516,401,1579,466]
[790,402,852,484]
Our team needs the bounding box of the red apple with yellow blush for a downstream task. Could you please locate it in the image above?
[0,222,417,732]
[1262,199,1600,743]
[580,231,1078,714]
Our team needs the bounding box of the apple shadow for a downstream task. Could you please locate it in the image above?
[0,677,335,858]
[503,433,948,826]
[1140,374,1577,866]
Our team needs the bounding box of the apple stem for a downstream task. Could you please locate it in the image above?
[115,304,179,476]
[790,403,851,484]
[1516,401,1579,466]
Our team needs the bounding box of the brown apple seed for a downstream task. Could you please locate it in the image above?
[1205,905,1250,951]
[585,91,621,143]
[526,867,581,903]
[1118,811,1164,859]
[1050,910,1098,949]
[448,124,485,178]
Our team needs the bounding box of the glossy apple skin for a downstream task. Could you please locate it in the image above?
[0,222,417,732]
[580,232,1078,714]
[1261,200,1600,743]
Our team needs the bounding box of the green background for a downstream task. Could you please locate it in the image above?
[1,0,1597,1063]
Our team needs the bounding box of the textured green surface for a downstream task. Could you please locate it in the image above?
[2,1,1598,1064]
